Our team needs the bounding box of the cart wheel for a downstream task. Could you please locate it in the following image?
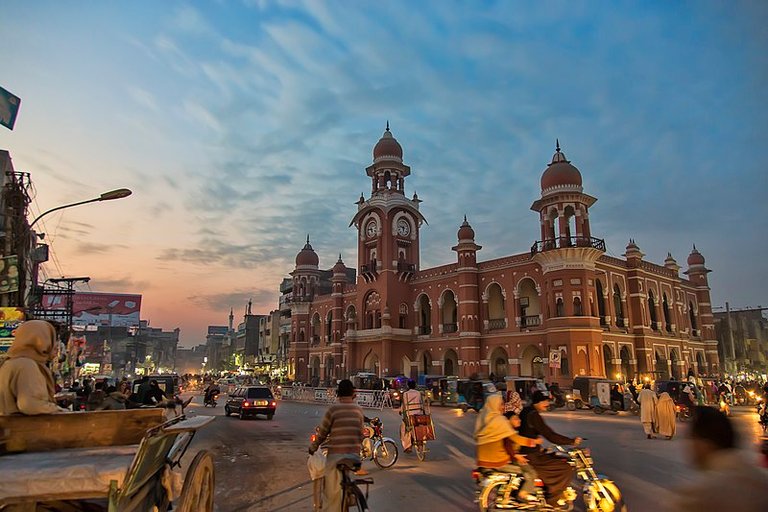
[176,450,215,512]
[224,406,230,416]
[575,399,583,409]
[415,441,427,461]
[567,402,576,411]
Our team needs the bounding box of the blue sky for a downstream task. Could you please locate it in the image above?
[1,1,766,346]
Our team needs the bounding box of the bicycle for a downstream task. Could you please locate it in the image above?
[405,399,434,462]
[338,458,373,512]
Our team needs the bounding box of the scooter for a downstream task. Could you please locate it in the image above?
[473,441,626,512]
[204,393,219,407]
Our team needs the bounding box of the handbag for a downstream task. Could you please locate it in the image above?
[307,449,327,480]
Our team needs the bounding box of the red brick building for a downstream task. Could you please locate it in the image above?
[287,128,720,386]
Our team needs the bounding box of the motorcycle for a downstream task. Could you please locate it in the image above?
[204,392,219,407]
[675,403,692,422]
[473,441,626,512]
[361,417,399,469]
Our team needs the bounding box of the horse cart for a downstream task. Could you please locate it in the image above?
[0,408,215,511]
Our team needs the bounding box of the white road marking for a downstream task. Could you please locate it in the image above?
[446,443,475,466]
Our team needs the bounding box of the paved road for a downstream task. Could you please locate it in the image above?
[181,393,764,512]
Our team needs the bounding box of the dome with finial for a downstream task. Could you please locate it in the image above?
[687,245,705,266]
[332,254,347,275]
[372,121,403,162]
[540,140,583,194]
[457,215,475,241]
[295,235,319,267]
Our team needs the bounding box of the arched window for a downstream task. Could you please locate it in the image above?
[325,311,333,342]
[613,284,625,327]
[418,295,432,335]
[518,279,541,328]
[648,289,658,329]
[364,291,381,329]
[560,349,570,377]
[555,298,565,317]
[596,280,607,325]
[441,290,458,333]
[662,293,672,332]
[487,283,505,330]
[398,303,408,329]
[689,301,698,334]
[573,297,583,316]
[311,314,321,345]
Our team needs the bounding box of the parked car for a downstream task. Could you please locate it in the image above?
[225,386,277,420]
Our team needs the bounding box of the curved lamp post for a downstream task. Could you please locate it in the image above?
[29,188,132,229]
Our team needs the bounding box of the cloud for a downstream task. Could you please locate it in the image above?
[187,288,277,311]
[72,242,129,254]
[87,276,152,292]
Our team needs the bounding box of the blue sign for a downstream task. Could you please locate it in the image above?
[0,85,21,130]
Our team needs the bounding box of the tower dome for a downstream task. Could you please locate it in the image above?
[540,140,583,194]
[295,236,319,267]
[332,254,347,275]
[457,215,475,241]
[687,245,705,266]
[372,122,403,162]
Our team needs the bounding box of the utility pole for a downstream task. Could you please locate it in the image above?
[725,302,736,372]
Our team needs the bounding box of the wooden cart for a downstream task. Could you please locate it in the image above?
[0,409,215,511]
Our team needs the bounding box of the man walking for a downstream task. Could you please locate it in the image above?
[637,383,657,439]
[309,379,365,512]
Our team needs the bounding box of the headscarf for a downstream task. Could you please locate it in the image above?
[658,392,674,405]
[474,393,514,445]
[3,320,57,401]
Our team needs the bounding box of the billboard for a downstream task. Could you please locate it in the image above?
[42,292,142,327]
[0,307,25,352]
[0,85,21,130]
[0,256,20,295]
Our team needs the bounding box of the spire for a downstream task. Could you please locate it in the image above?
[463,214,468,223]
[556,138,560,152]
[386,120,390,132]
[338,253,343,262]
[306,234,310,244]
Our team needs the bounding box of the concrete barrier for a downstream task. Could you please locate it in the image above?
[275,386,392,410]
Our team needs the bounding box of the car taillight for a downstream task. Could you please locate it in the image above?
[270,401,276,406]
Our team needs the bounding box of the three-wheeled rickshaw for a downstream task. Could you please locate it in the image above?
[589,380,639,415]
[504,377,549,406]
[0,409,215,511]
[458,380,496,412]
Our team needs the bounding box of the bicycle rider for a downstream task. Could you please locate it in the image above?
[399,379,425,453]
[309,379,365,512]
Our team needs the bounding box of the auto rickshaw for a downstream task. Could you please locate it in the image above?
[590,380,639,415]
[458,380,496,412]
[437,376,468,407]
[504,377,549,406]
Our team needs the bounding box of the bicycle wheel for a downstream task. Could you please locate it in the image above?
[373,439,399,469]
[344,483,369,512]
[415,440,427,461]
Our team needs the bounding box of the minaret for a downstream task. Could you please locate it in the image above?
[684,245,719,373]
[452,216,482,377]
[289,236,320,382]
[330,255,347,380]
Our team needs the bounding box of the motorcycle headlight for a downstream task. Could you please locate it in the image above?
[566,394,572,399]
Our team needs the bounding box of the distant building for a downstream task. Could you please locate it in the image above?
[175,344,207,374]
[713,307,767,373]
[206,324,229,372]
[288,128,720,386]
[134,320,179,374]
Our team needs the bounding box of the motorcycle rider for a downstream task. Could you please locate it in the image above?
[474,393,540,504]
[204,382,220,406]
[519,390,582,507]
[309,379,365,512]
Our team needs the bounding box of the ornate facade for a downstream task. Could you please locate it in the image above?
[287,127,720,386]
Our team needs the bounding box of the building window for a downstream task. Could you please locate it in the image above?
[613,284,624,327]
[573,297,583,316]
[555,298,565,317]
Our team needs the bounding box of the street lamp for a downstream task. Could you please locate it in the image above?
[29,188,132,229]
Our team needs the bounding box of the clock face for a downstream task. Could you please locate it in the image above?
[366,221,377,238]
[397,219,411,237]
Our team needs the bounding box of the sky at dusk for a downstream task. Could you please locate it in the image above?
[1,1,766,347]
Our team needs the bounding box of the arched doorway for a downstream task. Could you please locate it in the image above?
[419,350,432,376]
[489,347,509,379]
[603,345,614,379]
[444,349,458,376]
[310,356,321,386]
[648,289,658,329]
[521,345,544,378]
[613,285,624,327]
[670,348,680,380]
[363,351,380,376]
[655,350,669,380]
[441,290,458,333]
[418,294,432,335]
[325,355,335,385]
[696,352,706,376]
[620,346,632,381]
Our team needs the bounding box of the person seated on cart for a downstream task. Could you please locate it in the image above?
[0,320,66,415]
[610,384,624,411]
[400,379,425,453]
[475,393,540,504]
[519,391,582,507]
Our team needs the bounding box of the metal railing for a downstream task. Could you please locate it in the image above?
[488,318,506,330]
[530,236,606,255]
[360,263,377,274]
[418,325,431,335]
[615,317,625,328]
[397,262,416,273]
[521,315,541,327]
[443,323,457,333]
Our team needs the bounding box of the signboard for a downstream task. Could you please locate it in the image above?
[42,292,142,327]
[549,350,561,369]
[0,85,21,130]
[0,307,25,352]
[0,256,20,295]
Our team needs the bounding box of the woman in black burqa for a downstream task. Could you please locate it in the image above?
[519,390,582,506]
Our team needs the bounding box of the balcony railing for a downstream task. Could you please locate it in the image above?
[599,316,607,326]
[488,318,506,330]
[360,263,377,274]
[443,323,458,333]
[521,315,540,327]
[615,317,625,328]
[397,261,416,273]
[530,236,606,255]
[651,321,660,331]
[310,335,320,346]
[418,325,431,335]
